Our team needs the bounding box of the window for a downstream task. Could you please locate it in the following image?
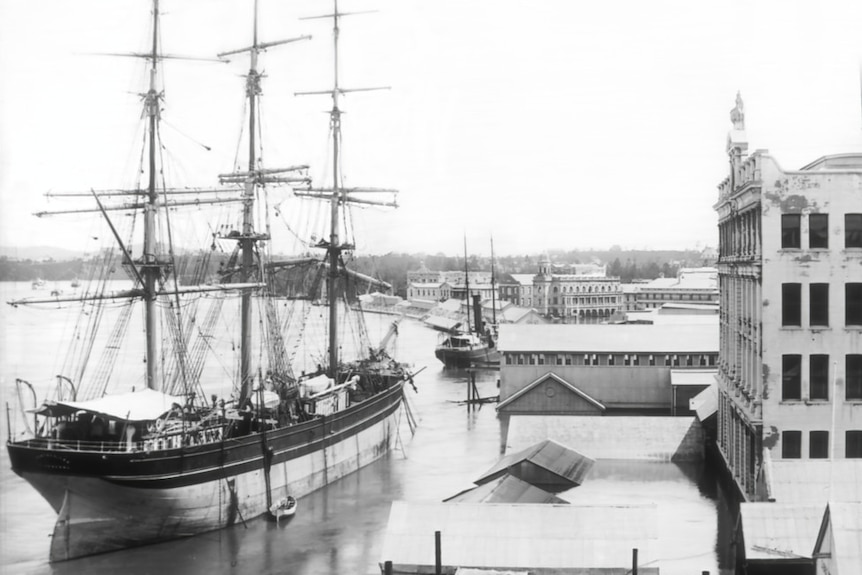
[649,355,655,366]
[782,430,802,458]
[608,355,615,366]
[846,431,862,458]
[506,354,512,365]
[810,355,829,400]
[782,214,801,248]
[708,355,716,366]
[632,355,640,366]
[846,214,862,248]
[847,284,862,326]
[782,283,801,326]
[665,355,671,367]
[809,214,829,248]
[556,355,563,366]
[624,354,631,366]
[591,354,598,366]
[847,355,862,401]
[517,355,524,365]
[782,355,802,400]
[529,355,536,365]
[810,284,829,327]
[565,355,572,366]
[810,431,829,459]
[686,355,693,367]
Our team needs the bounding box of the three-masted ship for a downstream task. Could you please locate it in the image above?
[6,0,409,561]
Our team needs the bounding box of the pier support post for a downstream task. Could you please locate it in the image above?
[383,560,393,575]
[435,530,442,575]
[632,548,638,575]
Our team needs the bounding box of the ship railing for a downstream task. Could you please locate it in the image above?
[18,422,232,453]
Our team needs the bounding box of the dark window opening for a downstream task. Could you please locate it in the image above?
[809,431,829,459]
[846,214,862,248]
[782,283,801,327]
[782,214,801,248]
[810,283,829,327]
[782,354,802,400]
[847,355,862,401]
[782,430,802,459]
[846,430,862,458]
[809,214,829,248]
[846,284,862,326]
[810,354,829,400]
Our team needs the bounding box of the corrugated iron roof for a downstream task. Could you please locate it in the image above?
[740,503,823,561]
[496,372,605,412]
[498,324,718,353]
[445,475,569,504]
[475,439,594,488]
[380,501,658,572]
[766,460,862,504]
[814,502,862,572]
[671,369,718,386]
[506,415,704,461]
[690,383,718,420]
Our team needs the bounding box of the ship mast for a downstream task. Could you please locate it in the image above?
[217,0,310,404]
[142,0,162,390]
[464,236,472,334]
[295,0,398,378]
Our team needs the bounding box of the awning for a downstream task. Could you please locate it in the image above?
[31,388,185,421]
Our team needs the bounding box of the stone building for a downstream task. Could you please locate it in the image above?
[636,268,719,310]
[533,254,622,320]
[714,93,862,501]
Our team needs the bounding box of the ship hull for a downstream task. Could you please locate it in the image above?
[8,383,404,561]
[434,346,500,368]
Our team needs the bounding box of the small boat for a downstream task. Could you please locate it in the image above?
[70,278,80,288]
[31,278,46,290]
[269,495,297,520]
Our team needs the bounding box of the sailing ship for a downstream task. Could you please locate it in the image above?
[434,239,500,368]
[6,0,410,562]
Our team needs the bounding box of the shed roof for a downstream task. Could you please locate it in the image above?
[35,388,185,422]
[740,503,823,561]
[445,475,569,504]
[476,438,595,488]
[689,383,718,420]
[498,324,718,353]
[380,501,658,572]
[765,460,862,504]
[671,369,717,387]
[814,502,862,572]
[424,315,463,331]
[506,415,704,461]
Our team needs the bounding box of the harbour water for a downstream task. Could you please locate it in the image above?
[1,281,734,575]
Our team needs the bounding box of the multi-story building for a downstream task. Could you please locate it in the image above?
[498,273,534,307]
[714,94,862,500]
[533,254,622,320]
[636,268,719,310]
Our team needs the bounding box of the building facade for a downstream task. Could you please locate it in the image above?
[714,94,862,500]
[533,255,622,320]
[497,323,718,415]
[636,268,719,310]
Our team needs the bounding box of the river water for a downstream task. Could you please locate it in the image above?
[0,281,734,575]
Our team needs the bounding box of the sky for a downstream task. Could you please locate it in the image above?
[1,0,861,258]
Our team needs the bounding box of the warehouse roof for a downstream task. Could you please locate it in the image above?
[498,324,718,353]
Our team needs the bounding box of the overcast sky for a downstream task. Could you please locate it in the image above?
[1,0,861,258]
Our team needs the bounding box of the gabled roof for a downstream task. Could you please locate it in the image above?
[813,502,862,571]
[444,475,569,504]
[497,372,605,412]
[740,503,823,561]
[475,438,595,488]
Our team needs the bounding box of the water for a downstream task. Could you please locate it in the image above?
[0,281,734,574]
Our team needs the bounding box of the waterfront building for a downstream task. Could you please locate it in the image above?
[496,323,718,416]
[714,93,862,501]
[498,273,534,307]
[533,254,622,320]
[406,280,451,301]
[635,267,719,310]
